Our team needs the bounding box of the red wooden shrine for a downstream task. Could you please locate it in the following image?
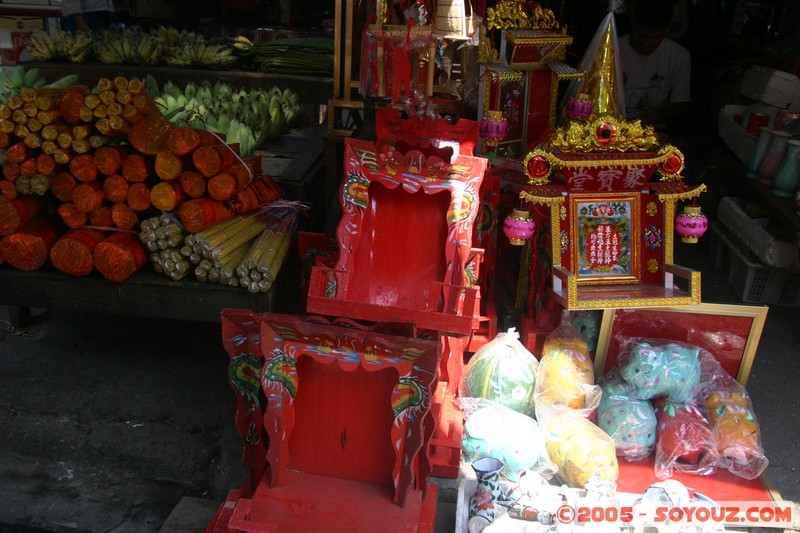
[207,308,442,532]
[306,136,488,336]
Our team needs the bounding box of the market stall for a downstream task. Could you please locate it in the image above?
[1,1,796,532]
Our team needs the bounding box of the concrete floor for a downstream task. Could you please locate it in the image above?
[0,235,798,533]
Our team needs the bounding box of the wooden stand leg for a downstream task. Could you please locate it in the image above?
[6,305,31,329]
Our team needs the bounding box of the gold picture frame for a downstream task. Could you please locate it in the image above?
[594,303,769,386]
[569,192,641,285]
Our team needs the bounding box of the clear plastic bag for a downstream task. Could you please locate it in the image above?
[458,397,556,482]
[534,312,600,419]
[653,398,718,479]
[459,328,538,417]
[698,356,768,480]
[597,372,657,461]
[618,339,703,403]
[541,408,619,489]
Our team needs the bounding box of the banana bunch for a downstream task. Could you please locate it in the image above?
[150,77,305,156]
[0,65,80,99]
[230,35,254,52]
[155,25,203,49]
[94,26,162,66]
[164,40,238,69]
[26,30,94,62]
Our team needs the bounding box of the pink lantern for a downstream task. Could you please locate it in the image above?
[479,110,509,153]
[503,208,536,246]
[566,93,593,121]
[675,205,708,244]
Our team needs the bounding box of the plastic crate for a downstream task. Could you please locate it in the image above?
[708,222,800,306]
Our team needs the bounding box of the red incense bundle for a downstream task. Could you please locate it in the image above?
[110,202,138,231]
[0,215,61,270]
[57,202,87,228]
[178,197,233,233]
[0,195,44,235]
[150,181,185,212]
[93,231,147,282]
[72,181,105,213]
[192,144,238,177]
[50,227,107,276]
[49,171,77,202]
[93,146,125,175]
[178,170,206,199]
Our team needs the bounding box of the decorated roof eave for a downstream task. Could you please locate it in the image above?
[519,185,567,206]
[654,183,708,202]
[484,64,525,82]
[505,31,573,47]
[522,144,685,185]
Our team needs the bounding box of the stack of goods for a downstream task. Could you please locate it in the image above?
[149,78,305,157]
[25,25,335,76]
[534,315,617,490]
[0,75,287,284]
[458,329,555,482]
[458,315,618,491]
[597,339,769,480]
[141,202,298,293]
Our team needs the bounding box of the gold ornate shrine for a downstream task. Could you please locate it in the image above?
[478,1,583,159]
[518,14,706,311]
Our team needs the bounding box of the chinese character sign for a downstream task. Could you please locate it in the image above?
[575,198,636,279]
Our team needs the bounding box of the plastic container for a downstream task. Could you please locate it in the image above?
[708,222,800,306]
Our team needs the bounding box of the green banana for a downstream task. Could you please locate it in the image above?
[23,67,40,87]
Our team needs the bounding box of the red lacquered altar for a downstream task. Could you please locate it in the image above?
[208,309,442,532]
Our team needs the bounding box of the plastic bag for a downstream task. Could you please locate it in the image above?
[458,398,556,482]
[535,312,600,418]
[619,339,702,403]
[459,328,538,417]
[597,373,657,461]
[654,398,718,479]
[705,390,767,479]
[689,348,768,480]
[541,408,619,489]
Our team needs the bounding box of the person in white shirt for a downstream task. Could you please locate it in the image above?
[618,0,692,134]
[61,0,114,31]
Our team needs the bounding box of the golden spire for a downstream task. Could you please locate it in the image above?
[581,15,620,117]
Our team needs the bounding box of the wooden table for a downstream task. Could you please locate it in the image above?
[0,265,276,328]
[0,126,324,328]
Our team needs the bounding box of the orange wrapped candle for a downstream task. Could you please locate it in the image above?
[121,153,151,183]
[154,150,183,181]
[192,144,238,177]
[89,205,113,227]
[93,146,125,175]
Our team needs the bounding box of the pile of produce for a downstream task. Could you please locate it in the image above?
[0,72,296,286]
[25,26,334,75]
[231,36,334,75]
[0,65,79,99]
[148,78,304,157]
